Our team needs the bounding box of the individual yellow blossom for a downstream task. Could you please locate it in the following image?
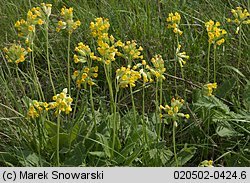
[167,12,183,35]
[204,83,217,96]
[205,20,227,45]
[160,97,189,125]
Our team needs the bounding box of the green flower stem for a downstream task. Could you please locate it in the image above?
[104,64,117,157]
[237,25,242,100]
[57,111,61,166]
[142,82,148,145]
[15,65,26,95]
[30,41,44,101]
[207,43,211,82]
[174,34,179,95]
[89,85,97,135]
[173,121,178,167]
[130,85,137,128]
[45,18,56,95]
[72,88,80,119]
[155,80,160,140]
[36,119,42,166]
[159,78,163,139]
[112,83,119,157]
[213,44,217,83]
[67,33,71,96]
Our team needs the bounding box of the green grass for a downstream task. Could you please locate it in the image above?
[0,0,250,167]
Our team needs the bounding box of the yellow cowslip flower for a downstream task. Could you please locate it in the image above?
[227,7,250,34]
[119,40,144,64]
[57,6,81,34]
[116,66,141,88]
[27,100,49,119]
[166,12,183,35]
[90,17,110,38]
[160,97,189,125]
[72,66,99,88]
[176,44,189,67]
[204,83,217,96]
[148,54,166,80]
[3,43,29,64]
[199,160,214,167]
[205,20,227,45]
[50,88,73,115]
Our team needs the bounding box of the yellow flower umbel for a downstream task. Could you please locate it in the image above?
[56,6,81,34]
[116,65,141,88]
[199,160,214,167]
[73,66,98,88]
[204,83,217,96]
[3,43,31,64]
[160,97,190,126]
[119,40,144,65]
[15,3,52,44]
[176,44,189,67]
[205,20,227,45]
[166,12,183,35]
[49,88,73,115]
[74,42,101,63]
[147,54,166,80]
[90,17,110,38]
[228,7,250,34]
[27,100,49,119]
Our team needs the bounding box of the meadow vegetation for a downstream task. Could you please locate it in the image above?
[0,0,250,167]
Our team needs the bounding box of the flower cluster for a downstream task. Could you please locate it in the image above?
[27,88,73,118]
[199,160,214,167]
[27,100,49,119]
[205,20,227,45]
[176,44,189,67]
[90,17,122,65]
[119,40,144,64]
[15,3,52,44]
[3,43,32,64]
[204,83,217,96]
[116,66,141,88]
[49,88,73,115]
[74,42,101,63]
[90,17,110,38]
[166,12,183,35]
[227,7,250,34]
[56,6,81,34]
[160,97,190,125]
[73,66,98,88]
[146,55,166,80]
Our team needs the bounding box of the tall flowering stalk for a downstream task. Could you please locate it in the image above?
[167,12,189,98]
[57,7,81,96]
[205,20,227,83]
[160,97,189,167]
[27,88,73,166]
[73,42,99,134]
[3,43,31,96]
[227,7,250,98]
[14,3,50,100]
[146,55,166,140]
